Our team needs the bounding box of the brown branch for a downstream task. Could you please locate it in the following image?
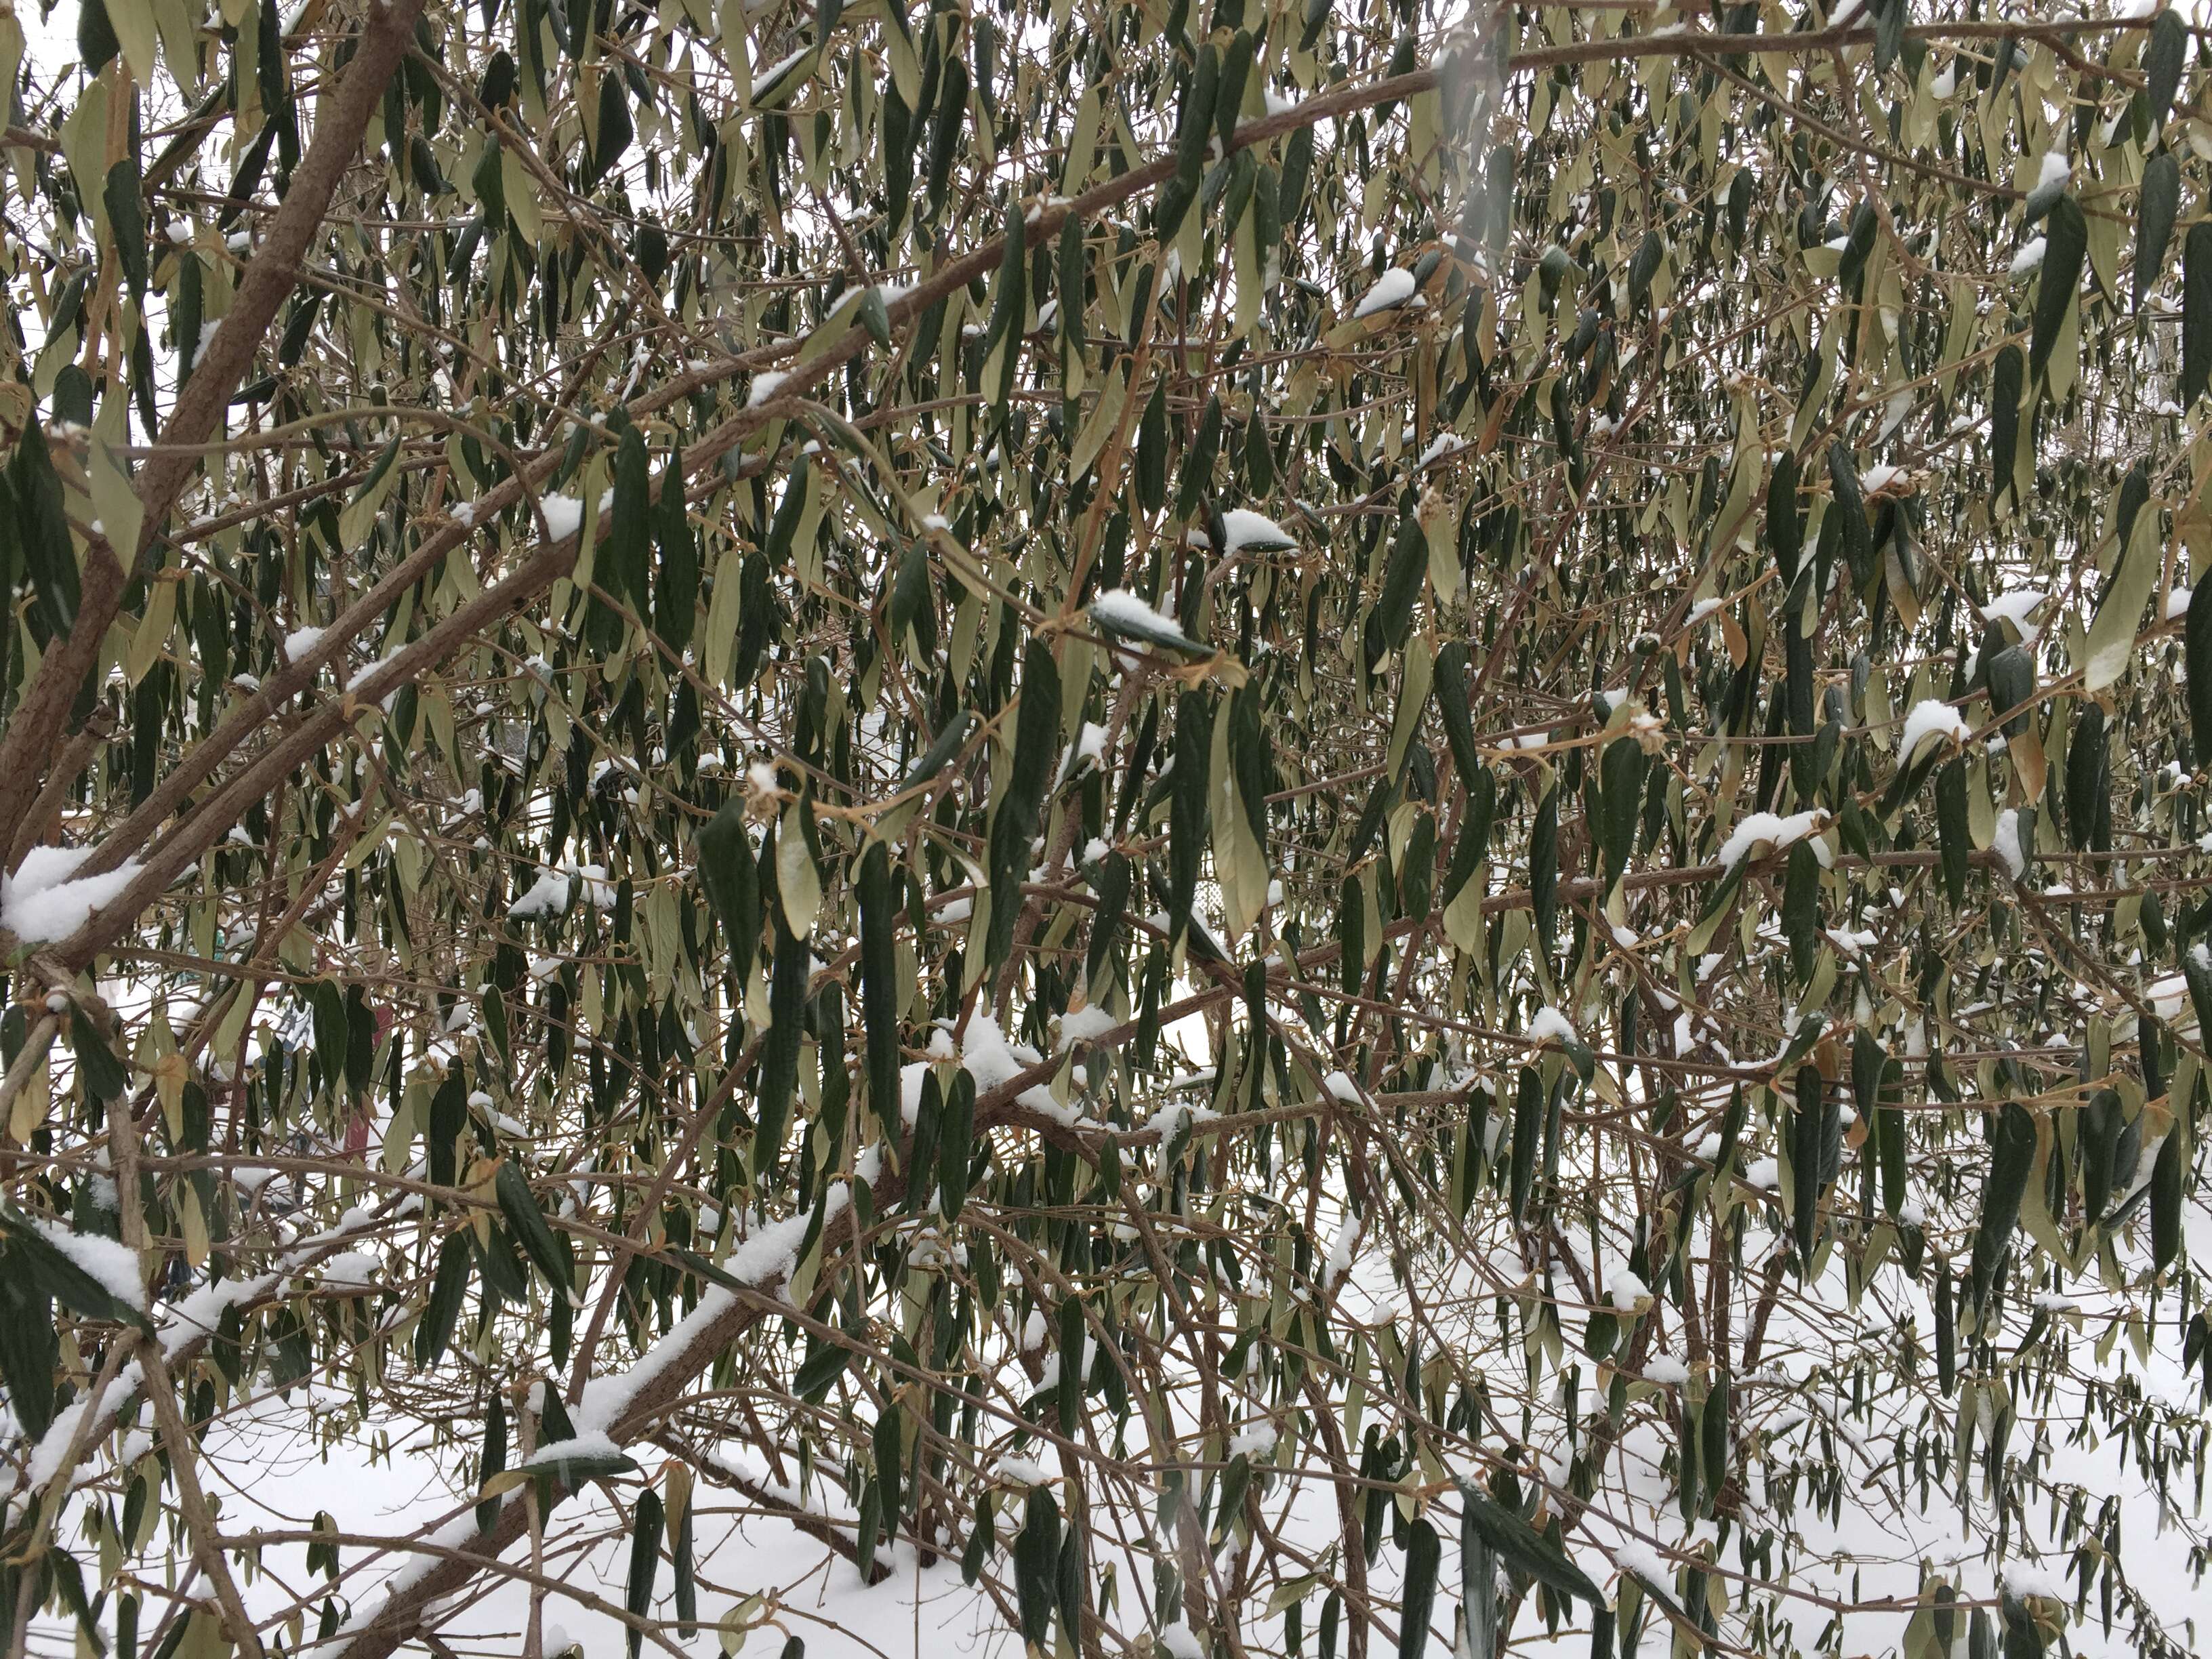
[0,0,428,865]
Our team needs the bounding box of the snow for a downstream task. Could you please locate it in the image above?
[1158,1622,1206,1659]
[1993,808,2027,880]
[1643,1356,1689,1385]
[960,1019,1080,1123]
[1716,808,1828,873]
[747,369,790,408]
[750,45,810,100]
[1,844,146,942]
[2036,148,2070,190]
[2168,586,2193,620]
[20,1212,143,1309]
[1322,1070,1364,1103]
[1351,268,1418,319]
[539,494,583,539]
[311,1250,384,1292]
[1091,588,1183,638]
[1898,699,1972,762]
[575,1183,854,1435]
[2010,238,2047,279]
[283,625,326,659]
[1418,432,1470,467]
[1227,1422,1279,1460]
[1607,1268,1650,1309]
[2000,1561,2072,1601]
[12,1206,376,1506]
[1218,508,1298,551]
[993,1454,1051,1486]
[1980,588,2048,636]
[1613,1538,1674,1589]
[1528,1006,1578,1046]
[520,1429,626,1469]
[508,869,572,919]
[1058,1004,1118,1050]
[186,317,222,370]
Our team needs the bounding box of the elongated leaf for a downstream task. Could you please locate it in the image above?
[0,1206,147,1331]
[2137,151,2180,311]
[857,840,901,1130]
[2146,7,2187,128]
[414,1232,472,1369]
[478,1393,507,1532]
[2188,223,2212,409]
[1969,1104,2037,1310]
[626,1488,663,1659]
[1399,1517,1439,1659]
[495,1158,575,1301]
[2152,1126,2186,1275]
[1452,1481,1601,1605]
[697,800,760,985]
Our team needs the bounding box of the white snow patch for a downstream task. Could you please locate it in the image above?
[1352,268,1418,319]
[1717,808,1828,873]
[1,844,146,942]
[1898,699,1972,762]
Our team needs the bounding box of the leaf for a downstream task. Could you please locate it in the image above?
[2136,151,2179,312]
[606,426,653,613]
[855,843,902,1138]
[1767,449,1803,582]
[0,1279,57,1441]
[337,434,403,552]
[2145,7,2187,129]
[1451,1480,1601,1607]
[10,422,79,637]
[2030,196,2087,384]
[697,799,761,985]
[1990,344,2024,504]
[902,712,975,790]
[2152,1125,2186,1275]
[1529,787,1557,948]
[1375,515,1428,660]
[1935,758,1969,905]
[2184,585,2212,763]
[2083,488,2160,691]
[1432,642,1483,787]
[1013,1489,1061,1646]
[1090,593,1210,657]
[757,901,810,1174]
[413,1232,472,1369]
[1399,1517,1439,1659]
[775,796,823,939]
[477,1393,507,1533]
[938,1069,976,1219]
[494,1158,577,1302]
[0,1206,148,1332]
[1599,735,1645,893]
[428,1072,466,1189]
[1458,1502,1496,1659]
[104,159,147,299]
[985,640,1063,967]
[70,1007,129,1100]
[626,1488,663,1659]
[2187,222,2212,408]
[1969,1104,2037,1311]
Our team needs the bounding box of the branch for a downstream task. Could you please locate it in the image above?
[0,0,428,864]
